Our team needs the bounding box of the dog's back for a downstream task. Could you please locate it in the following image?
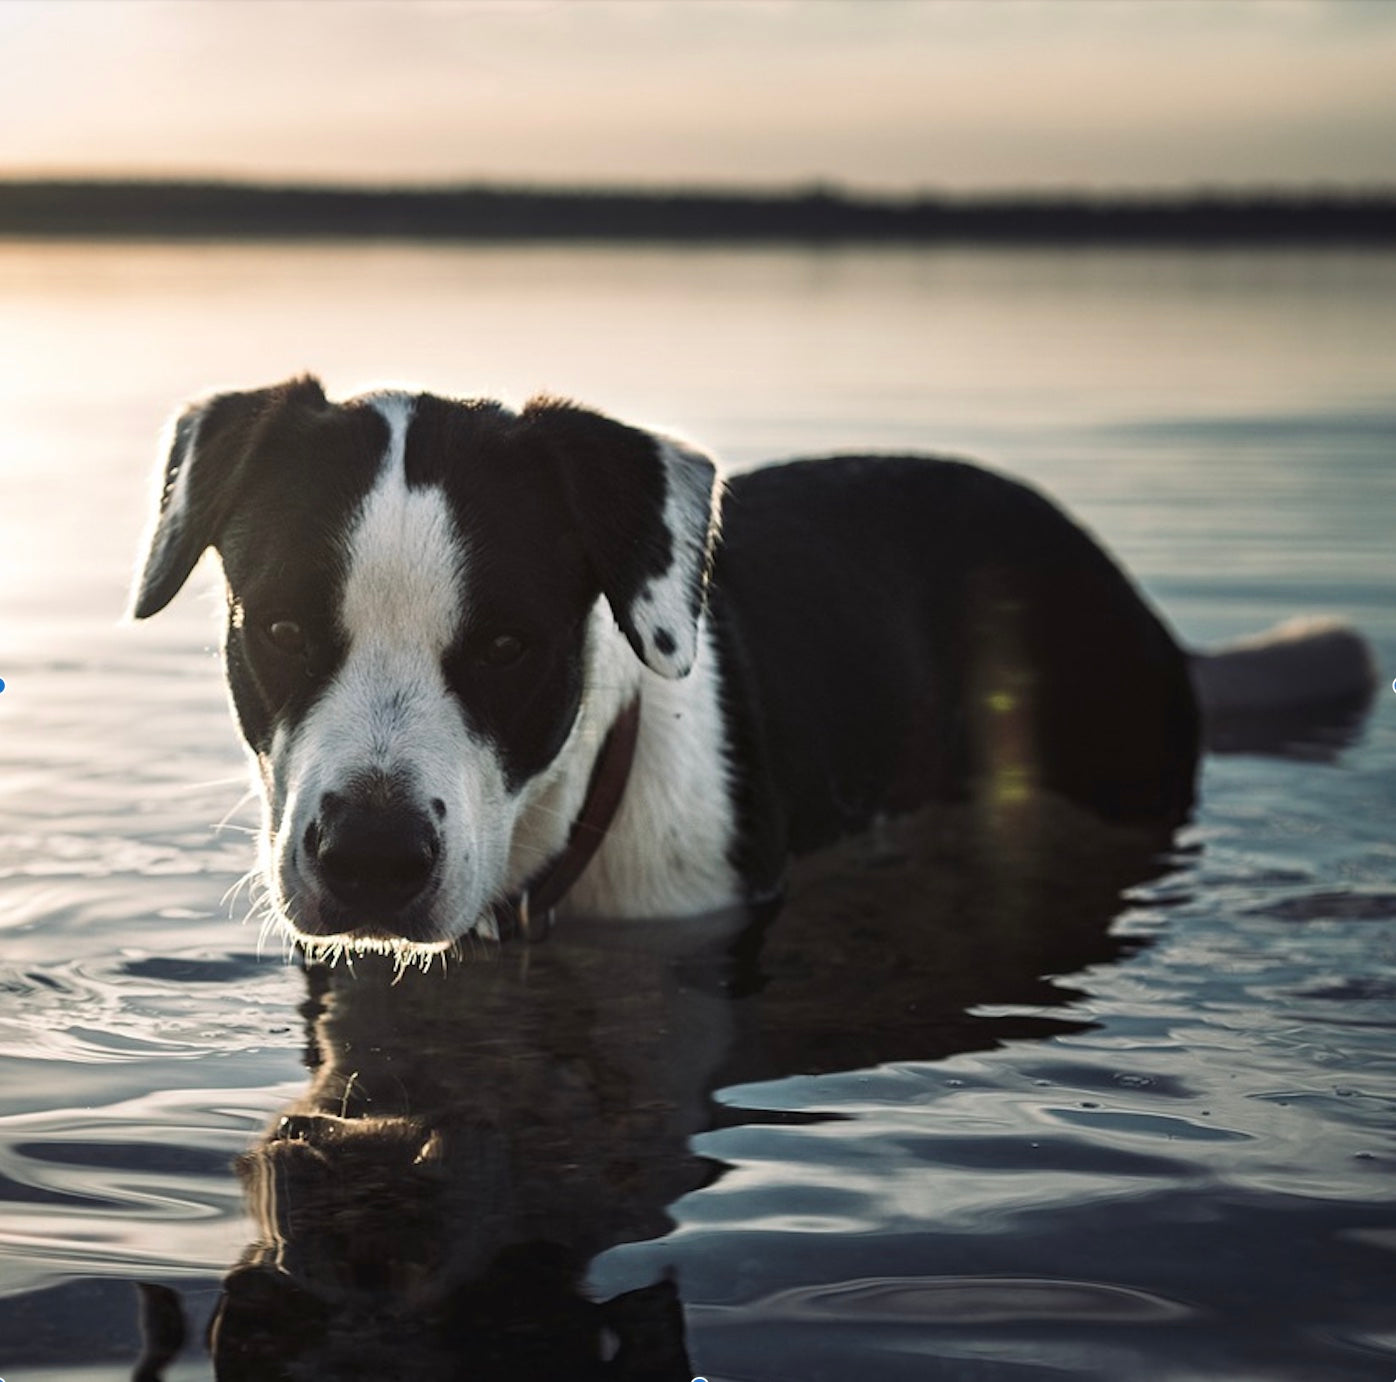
[711,454,1200,873]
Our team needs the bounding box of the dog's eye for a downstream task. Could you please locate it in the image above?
[265,619,307,656]
[476,632,527,668]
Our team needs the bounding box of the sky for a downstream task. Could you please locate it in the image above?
[1,0,1395,193]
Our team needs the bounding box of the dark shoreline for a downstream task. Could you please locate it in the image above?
[3,178,1395,245]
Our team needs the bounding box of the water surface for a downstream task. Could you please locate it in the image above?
[0,243,1393,1379]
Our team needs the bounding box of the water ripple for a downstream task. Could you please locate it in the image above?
[733,1273,1195,1325]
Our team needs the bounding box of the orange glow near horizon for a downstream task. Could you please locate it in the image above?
[0,0,1394,194]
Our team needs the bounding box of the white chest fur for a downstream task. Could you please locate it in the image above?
[507,604,740,921]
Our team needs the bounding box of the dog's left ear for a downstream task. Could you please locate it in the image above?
[526,400,721,679]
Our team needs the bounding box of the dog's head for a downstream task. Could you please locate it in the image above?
[131,377,720,955]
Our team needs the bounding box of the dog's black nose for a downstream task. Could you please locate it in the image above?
[309,794,440,914]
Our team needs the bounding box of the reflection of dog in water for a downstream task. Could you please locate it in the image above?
[207,937,721,1382]
[134,803,1191,1381]
[130,377,1375,962]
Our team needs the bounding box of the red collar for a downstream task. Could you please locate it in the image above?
[494,696,642,943]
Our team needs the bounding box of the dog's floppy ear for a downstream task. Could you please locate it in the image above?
[130,376,327,619]
[526,399,721,679]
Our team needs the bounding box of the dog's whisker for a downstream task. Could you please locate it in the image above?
[255,911,279,960]
[167,775,255,795]
[507,842,568,866]
[213,789,259,832]
[222,867,259,909]
[514,800,595,825]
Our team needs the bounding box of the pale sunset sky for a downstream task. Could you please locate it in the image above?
[1,0,1394,192]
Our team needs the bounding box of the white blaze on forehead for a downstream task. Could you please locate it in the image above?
[341,394,463,655]
[268,391,518,942]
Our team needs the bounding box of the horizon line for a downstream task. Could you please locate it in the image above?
[4,177,1395,246]
[4,173,1396,203]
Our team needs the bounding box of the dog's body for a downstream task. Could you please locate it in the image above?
[131,377,1369,958]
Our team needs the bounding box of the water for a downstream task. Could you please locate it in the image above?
[0,242,1394,1379]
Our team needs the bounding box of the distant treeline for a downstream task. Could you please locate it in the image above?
[2,179,1395,244]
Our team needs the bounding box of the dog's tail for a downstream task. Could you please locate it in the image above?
[1190,616,1377,755]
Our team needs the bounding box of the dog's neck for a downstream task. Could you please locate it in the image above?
[506,602,740,921]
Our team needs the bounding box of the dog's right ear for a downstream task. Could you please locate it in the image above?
[130,377,326,619]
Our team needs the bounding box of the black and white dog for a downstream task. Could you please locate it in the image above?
[131,376,1371,961]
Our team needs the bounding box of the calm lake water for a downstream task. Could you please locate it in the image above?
[0,242,1394,1380]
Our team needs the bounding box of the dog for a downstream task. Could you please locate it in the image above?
[131,376,1373,961]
